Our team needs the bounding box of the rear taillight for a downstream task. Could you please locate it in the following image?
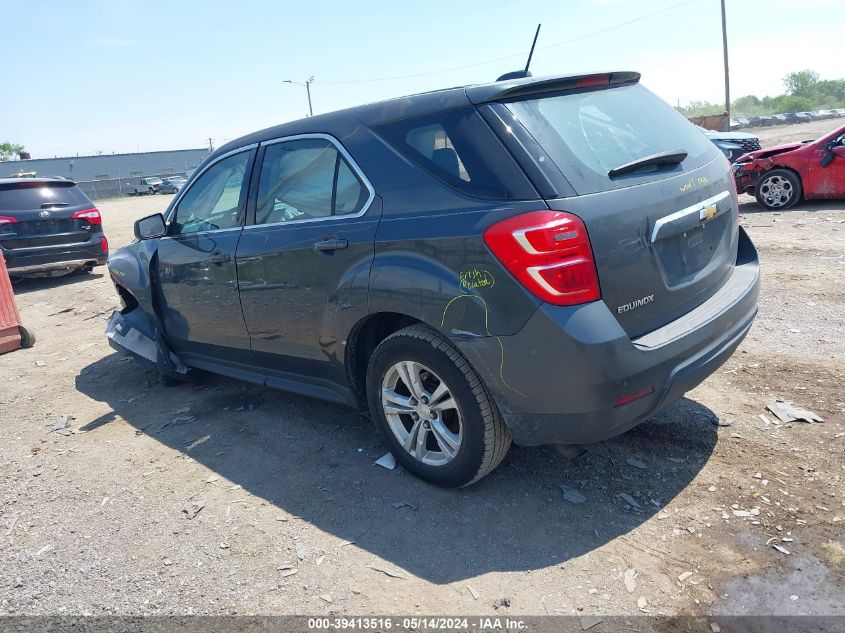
[71,208,102,224]
[483,210,601,306]
[0,216,17,226]
[100,237,109,252]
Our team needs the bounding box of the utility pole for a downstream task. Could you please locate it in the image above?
[283,76,315,117]
[208,137,214,152]
[720,0,731,131]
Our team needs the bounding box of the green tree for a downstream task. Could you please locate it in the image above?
[784,70,819,96]
[0,142,25,161]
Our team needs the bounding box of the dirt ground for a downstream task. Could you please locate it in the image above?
[1,122,843,620]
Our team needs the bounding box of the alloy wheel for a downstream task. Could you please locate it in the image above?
[758,174,794,208]
[381,361,462,466]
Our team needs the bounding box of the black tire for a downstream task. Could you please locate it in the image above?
[18,325,35,349]
[366,324,511,487]
[755,168,802,210]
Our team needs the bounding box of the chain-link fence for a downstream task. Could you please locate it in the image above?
[76,172,189,201]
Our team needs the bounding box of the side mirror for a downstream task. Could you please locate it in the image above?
[134,213,167,240]
[820,150,836,169]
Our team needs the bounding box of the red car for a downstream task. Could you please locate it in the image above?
[734,124,845,209]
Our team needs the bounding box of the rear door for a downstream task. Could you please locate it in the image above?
[486,81,736,338]
[0,181,96,257]
[235,135,379,379]
[155,147,255,360]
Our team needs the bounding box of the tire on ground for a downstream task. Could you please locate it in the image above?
[755,168,802,210]
[366,324,511,487]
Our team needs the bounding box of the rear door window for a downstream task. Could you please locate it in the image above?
[504,83,719,195]
[375,107,536,200]
[254,137,369,225]
[0,182,91,211]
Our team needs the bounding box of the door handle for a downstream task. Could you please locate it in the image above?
[208,250,230,263]
[313,238,348,252]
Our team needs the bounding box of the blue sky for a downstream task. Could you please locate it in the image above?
[3,0,843,158]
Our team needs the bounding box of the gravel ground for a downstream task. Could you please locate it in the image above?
[1,122,843,618]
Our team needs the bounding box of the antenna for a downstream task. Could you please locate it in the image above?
[524,23,541,73]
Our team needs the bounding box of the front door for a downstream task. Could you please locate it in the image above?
[156,148,255,361]
[807,131,845,198]
[235,136,379,382]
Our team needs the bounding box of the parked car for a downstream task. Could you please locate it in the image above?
[749,115,773,127]
[106,71,760,487]
[793,112,812,124]
[0,178,108,278]
[696,126,761,162]
[159,177,187,194]
[131,177,162,196]
[812,110,836,120]
[832,109,845,118]
[734,124,845,209]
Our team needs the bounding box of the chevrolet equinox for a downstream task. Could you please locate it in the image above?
[106,72,760,487]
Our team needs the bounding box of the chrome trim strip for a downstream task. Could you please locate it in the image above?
[165,143,258,224]
[650,190,731,243]
[242,133,375,230]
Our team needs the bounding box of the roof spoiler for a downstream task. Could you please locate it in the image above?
[467,71,641,104]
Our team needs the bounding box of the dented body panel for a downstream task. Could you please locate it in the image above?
[734,124,845,199]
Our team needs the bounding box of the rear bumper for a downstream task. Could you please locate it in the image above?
[3,236,108,275]
[455,227,760,446]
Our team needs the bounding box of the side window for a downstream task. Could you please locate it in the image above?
[255,138,367,225]
[375,107,536,200]
[172,151,250,235]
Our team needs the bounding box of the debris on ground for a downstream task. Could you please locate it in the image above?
[772,544,791,555]
[618,492,641,509]
[467,585,480,600]
[623,568,637,593]
[766,401,824,424]
[678,571,694,582]
[560,485,587,504]
[625,456,647,470]
[367,564,405,579]
[637,596,648,611]
[295,542,308,560]
[182,501,205,520]
[374,453,396,470]
[49,414,72,433]
[580,616,603,630]
[277,565,298,578]
[493,597,511,609]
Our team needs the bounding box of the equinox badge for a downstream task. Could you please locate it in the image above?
[618,294,654,314]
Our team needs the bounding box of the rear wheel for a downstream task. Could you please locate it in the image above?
[18,325,35,348]
[366,324,511,487]
[755,169,802,210]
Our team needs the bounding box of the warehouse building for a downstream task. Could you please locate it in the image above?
[4,148,209,200]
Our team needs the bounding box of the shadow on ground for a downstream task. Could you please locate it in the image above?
[12,270,104,295]
[739,198,844,215]
[75,353,718,584]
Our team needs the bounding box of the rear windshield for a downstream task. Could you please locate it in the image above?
[0,181,91,211]
[375,107,536,200]
[504,84,718,195]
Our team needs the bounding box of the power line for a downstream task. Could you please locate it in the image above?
[318,0,699,85]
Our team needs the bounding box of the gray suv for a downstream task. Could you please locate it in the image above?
[106,71,760,487]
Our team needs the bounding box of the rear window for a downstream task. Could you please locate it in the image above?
[375,107,536,200]
[504,84,718,195]
[0,181,91,211]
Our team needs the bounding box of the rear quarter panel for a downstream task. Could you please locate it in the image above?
[341,124,545,339]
